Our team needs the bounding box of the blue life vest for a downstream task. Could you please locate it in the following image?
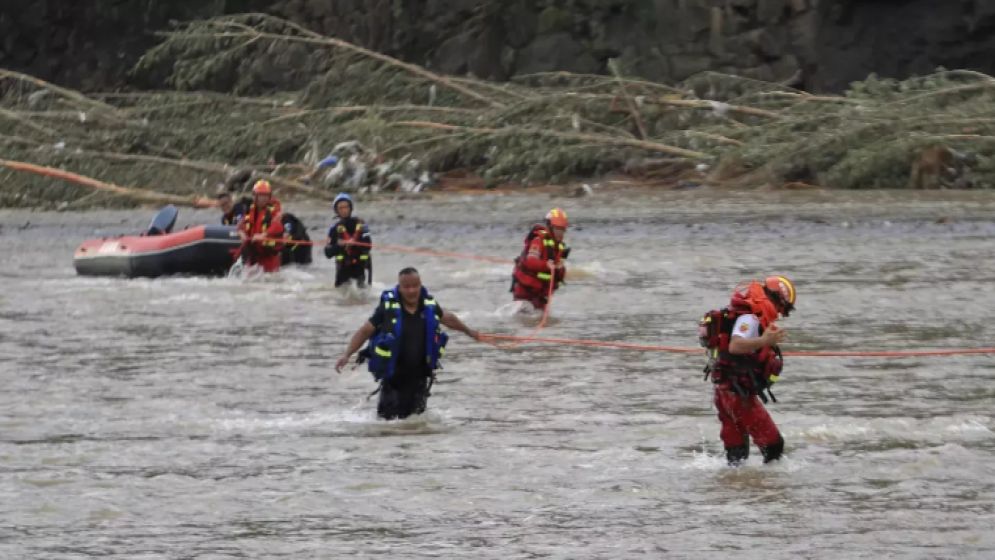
[365,286,448,381]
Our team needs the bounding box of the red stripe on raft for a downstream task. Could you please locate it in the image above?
[74,226,209,258]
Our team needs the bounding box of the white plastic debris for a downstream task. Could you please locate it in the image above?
[706,100,730,117]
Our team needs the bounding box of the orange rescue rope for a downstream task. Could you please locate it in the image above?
[280,237,556,345]
[278,238,511,265]
[279,231,995,359]
[483,266,557,349]
[475,333,995,358]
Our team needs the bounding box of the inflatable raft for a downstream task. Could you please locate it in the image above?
[73,206,241,278]
[74,224,241,278]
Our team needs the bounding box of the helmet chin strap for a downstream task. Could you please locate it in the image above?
[763,287,793,317]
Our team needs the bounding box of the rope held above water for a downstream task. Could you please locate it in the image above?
[277,238,511,264]
[237,232,995,359]
[476,333,995,358]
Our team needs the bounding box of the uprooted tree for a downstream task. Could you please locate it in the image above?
[1,13,993,208]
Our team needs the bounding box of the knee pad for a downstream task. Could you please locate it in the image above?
[725,445,749,466]
[761,436,784,463]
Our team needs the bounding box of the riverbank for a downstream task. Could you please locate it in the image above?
[2,16,993,210]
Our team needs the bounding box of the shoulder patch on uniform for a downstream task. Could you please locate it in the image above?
[739,322,750,332]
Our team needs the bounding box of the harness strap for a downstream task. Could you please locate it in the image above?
[366,384,382,400]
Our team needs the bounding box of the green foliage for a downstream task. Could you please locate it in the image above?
[2,15,993,208]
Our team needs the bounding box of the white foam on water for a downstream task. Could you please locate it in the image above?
[943,418,993,435]
[796,422,875,442]
[491,300,540,319]
[793,414,993,446]
[683,448,728,471]
[564,260,622,282]
[334,281,374,304]
[207,399,456,438]
[278,265,318,282]
[449,265,506,280]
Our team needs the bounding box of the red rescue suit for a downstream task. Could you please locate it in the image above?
[705,290,785,464]
[714,383,781,461]
[238,200,285,272]
[512,224,567,310]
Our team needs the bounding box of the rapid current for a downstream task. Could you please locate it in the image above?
[1,188,993,558]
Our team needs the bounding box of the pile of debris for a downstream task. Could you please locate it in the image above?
[1,14,991,207]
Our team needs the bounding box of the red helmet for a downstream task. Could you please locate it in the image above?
[252,180,272,195]
[764,275,796,316]
[545,208,568,228]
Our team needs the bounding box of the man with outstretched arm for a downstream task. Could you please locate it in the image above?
[336,267,480,420]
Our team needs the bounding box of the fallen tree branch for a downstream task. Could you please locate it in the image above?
[512,70,687,95]
[608,59,648,140]
[0,68,124,116]
[94,90,290,107]
[59,150,327,198]
[253,104,476,127]
[166,15,505,108]
[894,80,995,106]
[393,120,711,159]
[0,158,215,208]
[649,97,780,119]
[0,107,61,137]
[681,130,744,146]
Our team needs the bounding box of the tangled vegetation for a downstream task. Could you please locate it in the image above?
[1,13,992,208]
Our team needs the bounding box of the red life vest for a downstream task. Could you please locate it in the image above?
[241,201,285,254]
[512,224,567,292]
[699,303,783,401]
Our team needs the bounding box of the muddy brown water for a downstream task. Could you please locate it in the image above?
[1,188,993,558]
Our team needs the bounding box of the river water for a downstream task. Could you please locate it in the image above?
[1,188,994,558]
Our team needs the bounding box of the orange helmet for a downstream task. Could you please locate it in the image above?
[764,275,796,316]
[545,208,568,229]
[252,179,272,195]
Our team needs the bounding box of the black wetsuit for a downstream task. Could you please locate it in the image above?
[325,217,372,287]
[368,299,442,419]
[221,197,251,226]
[280,213,312,266]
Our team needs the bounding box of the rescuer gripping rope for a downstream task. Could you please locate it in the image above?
[278,238,511,265]
[474,334,995,358]
[278,240,995,359]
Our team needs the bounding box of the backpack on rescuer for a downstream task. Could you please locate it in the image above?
[698,307,783,404]
[698,308,733,358]
[510,224,569,292]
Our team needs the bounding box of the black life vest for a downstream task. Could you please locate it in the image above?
[221,197,251,226]
[280,212,312,265]
[327,217,370,267]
